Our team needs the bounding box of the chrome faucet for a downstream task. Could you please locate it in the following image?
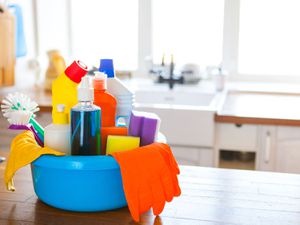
[150,54,184,90]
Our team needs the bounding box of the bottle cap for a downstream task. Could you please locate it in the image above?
[78,76,94,102]
[93,72,107,90]
[99,59,115,78]
[54,104,68,124]
[65,60,88,83]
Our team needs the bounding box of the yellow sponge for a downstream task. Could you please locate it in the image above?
[106,135,140,155]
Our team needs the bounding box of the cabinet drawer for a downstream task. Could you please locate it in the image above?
[217,123,258,151]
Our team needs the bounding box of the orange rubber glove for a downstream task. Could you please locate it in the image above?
[156,143,181,197]
[112,143,181,222]
[4,131,65,191]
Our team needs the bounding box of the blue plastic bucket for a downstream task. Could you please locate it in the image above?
[31,155,127,212]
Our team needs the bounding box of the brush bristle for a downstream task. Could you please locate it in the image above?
[7,111,32,125]
[1,92,40,120]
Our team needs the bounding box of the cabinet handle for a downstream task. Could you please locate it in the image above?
[264,131,271,163]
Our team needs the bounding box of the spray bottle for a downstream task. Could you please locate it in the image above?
[71,76,101,155]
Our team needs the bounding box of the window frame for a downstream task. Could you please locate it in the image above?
[31,0,300,82]
[223,0,300,82]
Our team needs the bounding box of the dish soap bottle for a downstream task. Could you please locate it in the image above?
[44,104,71,154]
[99,59,134,126]
[71,76,101,155]
[52,60,88,124]
[93,72,117,127]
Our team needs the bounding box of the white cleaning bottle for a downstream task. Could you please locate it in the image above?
[99,59,134,126]
[44,104,71,154]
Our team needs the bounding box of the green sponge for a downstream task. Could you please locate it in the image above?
[106,135,140,155]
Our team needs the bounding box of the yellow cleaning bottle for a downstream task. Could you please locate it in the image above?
[52,60,88,124]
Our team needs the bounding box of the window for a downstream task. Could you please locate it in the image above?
[28,0,300,80]
[152,0,224,67]
[71,0,138,70]
[238,0,300,76]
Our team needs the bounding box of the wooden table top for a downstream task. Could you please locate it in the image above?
[216,90,300,126]
[1,151,300,225]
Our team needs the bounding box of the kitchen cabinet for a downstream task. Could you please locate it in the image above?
[256,125,276,171]
[275,126,300,173]
[257,125,300,173]
[214,123,259,167]
[216,122,300,173]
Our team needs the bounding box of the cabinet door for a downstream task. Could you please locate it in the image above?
[276,126,300,173]
[257,126,276,171]
[276,140,300,173]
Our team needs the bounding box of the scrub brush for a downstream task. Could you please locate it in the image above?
[5,110,43,146]
[1,92,44,145]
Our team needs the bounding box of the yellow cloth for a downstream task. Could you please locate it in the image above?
[4,131,65,191]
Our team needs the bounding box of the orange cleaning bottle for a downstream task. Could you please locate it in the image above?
[93,72,117,127]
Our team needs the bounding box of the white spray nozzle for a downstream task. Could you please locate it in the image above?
[94,72,107,80]
[78,76,94,102]
[80,76,90,88]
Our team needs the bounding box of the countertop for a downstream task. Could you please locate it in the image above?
[215,90,300,126]
[3,79,300,125]
[0,85,52,112]
[1,151,300,225]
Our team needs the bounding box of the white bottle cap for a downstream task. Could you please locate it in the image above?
[56,104,65,112]
[78,76,94,101]
[94,72,107,80]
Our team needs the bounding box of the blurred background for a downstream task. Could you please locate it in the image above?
[2,0,300,173]
[4,0,300,84]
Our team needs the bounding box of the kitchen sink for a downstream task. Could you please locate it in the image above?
[135,90,218,109]
[134,89,220,147]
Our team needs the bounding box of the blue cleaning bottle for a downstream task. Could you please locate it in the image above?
[8,4,27,57]
[71,76,101,155]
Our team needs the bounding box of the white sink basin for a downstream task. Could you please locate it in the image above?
[134,89,219,147]
[135,90,217,109]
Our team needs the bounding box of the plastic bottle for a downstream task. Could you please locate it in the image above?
[44,104,71,154]
[99,59,134,126]
[71,76,101,155]
[52,60,88,124]
[93,72,117,127]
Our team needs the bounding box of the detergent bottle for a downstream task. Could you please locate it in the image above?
[44,104,71,154]
[52,60,88,124]
[99,59,134,126]
[71,76,101,155]
[93,72,117,127]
